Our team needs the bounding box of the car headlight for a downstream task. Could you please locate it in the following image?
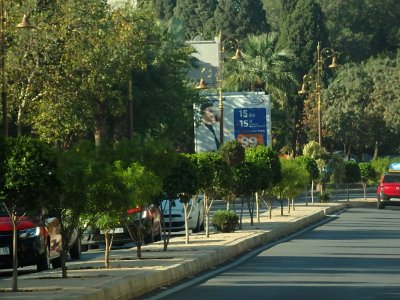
[19,227,41,239]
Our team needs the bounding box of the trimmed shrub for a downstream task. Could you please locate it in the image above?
[212,210,239,233]
[318,192,330,203]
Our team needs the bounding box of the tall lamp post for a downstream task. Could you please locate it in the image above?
[196,34,241,146]
[298,41,338,147]
[1,2,34,137]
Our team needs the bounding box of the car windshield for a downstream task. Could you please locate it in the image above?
[383,174,400,183]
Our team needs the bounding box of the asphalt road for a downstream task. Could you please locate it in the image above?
[149,206,400,300]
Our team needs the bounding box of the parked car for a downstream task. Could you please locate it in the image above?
[91,205,162,246]
[80,226,100,251]
[377,163,400,209]
[161,195,205,233]
[0,203,81,272]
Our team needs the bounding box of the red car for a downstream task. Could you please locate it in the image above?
[0,203,81,271]
[377,171,400,209]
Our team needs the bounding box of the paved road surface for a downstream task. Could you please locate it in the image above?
[152,207,400,300]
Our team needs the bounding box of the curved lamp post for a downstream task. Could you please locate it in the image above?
[298,41,339,147]
[1,1,34,137]
[196,33,241,146]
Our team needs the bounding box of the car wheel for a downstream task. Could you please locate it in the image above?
[37,243,51,272]
[154,223,162,242]
[199,219,205,231]
[69,238,81,260]
[90,243,100,249]
[192,214,200,233]
[377,199,385,210]
[81,244,89,252]
[51,255,62,269]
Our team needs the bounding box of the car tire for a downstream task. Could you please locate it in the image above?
[81,244,89,252]
[90,243,100,250]
[199,219,205,231]
[154,223,162,242]
[69,238,81,260]
[51,255,62,269]
[37,243,51,272]
[192,214,200,233]
[377,199,385,210]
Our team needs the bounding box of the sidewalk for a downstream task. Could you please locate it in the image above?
[0,199,376,300]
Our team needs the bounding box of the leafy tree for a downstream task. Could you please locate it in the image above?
[276,0,327,155]
[364,54,400,156]
[111,136,177,181]
[1,137,57,291]
[163,154,198,246]
[173,0,218,40]
[358,162,376,200]
[277,0,327,76]
[191,152,231,237]
[323,55,400,158]
[343,161,361,201]
[152,0,177,20]
[263,0,297,32]
[214,0,269,40]
[323,63,375,157]
[320,0,400,62]
[295,155,319,204]
[116,162,163,259]
[53,142,98,278]
[231,161,259,227]
[8,2,155,148]
[224,33,297,95]
[320,154,346,195]
[219,140,245,167]
[245,145,275,221]
[131,18,199,151]
[273,158,308,215]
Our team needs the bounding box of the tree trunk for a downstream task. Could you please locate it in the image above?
[311,181,314,204]
[373,141,379,160]
[184,203,189,244]
[94,100,109,148]
[255,192,260,223]
[104,231,111,268]
[362,182,367,200]
[239,198,244,229]
[12,213,18,292]
[246,197,254,226]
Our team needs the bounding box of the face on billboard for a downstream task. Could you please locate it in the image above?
[194,101,220,152]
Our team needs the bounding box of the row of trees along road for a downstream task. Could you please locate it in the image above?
[1,135,397,291]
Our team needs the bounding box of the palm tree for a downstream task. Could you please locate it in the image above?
[224,33,298,96]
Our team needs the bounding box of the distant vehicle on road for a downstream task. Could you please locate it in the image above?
[377,163,400,209]
[0,203,81,272]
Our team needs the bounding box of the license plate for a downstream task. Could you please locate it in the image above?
[0,247,10,255]
[100,227,124,234]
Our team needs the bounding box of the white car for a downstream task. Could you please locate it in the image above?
[161,195,205,233]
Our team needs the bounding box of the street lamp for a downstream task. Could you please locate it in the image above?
[1,2,34,137]
[196,34,241,146]
[298,41,339,147]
